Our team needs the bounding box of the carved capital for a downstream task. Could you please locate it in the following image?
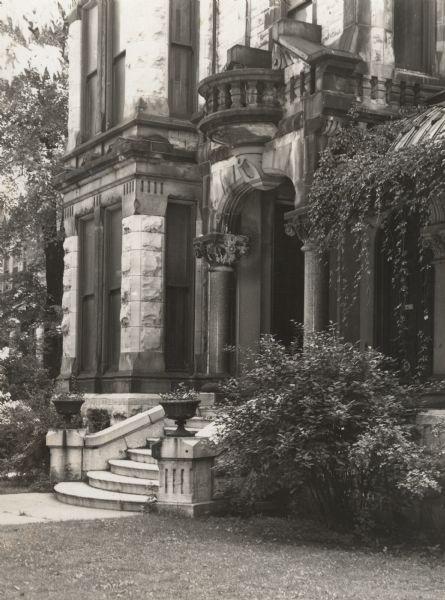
[284,209,311,243]
[422,225,445,261]
[193,233,250,269]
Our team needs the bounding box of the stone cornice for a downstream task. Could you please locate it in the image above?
[193,233,250,269]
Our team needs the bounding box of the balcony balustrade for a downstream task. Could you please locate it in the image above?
[198,68,284,147]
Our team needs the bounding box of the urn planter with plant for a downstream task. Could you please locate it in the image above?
[160,384,200,437]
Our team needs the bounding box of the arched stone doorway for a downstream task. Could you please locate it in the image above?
[233,181,304,354]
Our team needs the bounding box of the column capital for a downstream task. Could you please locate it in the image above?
[193,233,249,269]
[421,224,445,262]
[284,208,311,243]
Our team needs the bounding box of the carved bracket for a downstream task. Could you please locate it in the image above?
[193,233,250,269]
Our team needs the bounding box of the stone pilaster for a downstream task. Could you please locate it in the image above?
[120,214,165,375]
[285,210,329,334]
[60,235,80,382]
[422,225,445,377]
[194,233,249,375]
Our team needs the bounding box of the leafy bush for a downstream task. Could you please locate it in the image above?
[216,331,442,535]
[86,408,110,433]
[0,343,71,480]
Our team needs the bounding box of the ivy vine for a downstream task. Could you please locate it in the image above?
[308,108,445,378]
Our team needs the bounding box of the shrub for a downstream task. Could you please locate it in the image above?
[216,330,442,535]
[86,408,111,433]
[0,343,66,480]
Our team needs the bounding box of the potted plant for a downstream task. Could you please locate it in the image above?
[52,391,85,428]
[159,383,200,437]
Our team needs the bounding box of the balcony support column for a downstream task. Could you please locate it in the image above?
[285,209,329,337]
[194,233,249,376]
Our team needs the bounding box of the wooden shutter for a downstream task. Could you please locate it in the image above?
[80,217,96,373]
[104,207,122,372]
[169,0,196,118]
[165,201,194,371]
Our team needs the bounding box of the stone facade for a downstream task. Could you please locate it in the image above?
[58,0,445,411]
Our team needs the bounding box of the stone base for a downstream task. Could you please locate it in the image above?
[154,499,224,517]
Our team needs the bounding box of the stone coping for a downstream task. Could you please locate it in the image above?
[84,405,165,448]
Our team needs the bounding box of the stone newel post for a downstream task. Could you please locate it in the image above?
[194,233,249,375]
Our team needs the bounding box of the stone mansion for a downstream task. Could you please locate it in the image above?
[59,0,445,415]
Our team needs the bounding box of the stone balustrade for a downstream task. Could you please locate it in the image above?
[288,66,443,115]
[198,68,284,146]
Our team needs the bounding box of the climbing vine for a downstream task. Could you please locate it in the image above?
[308,109,445,378]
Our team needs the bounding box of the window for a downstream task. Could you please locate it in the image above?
[165,201,195,371]
[79,216,97,372]
[169,0,197,118]
[394,0,445,75]
[83,3,99,139]
[78,206,122,375]
[82,0,126,140]
[111,0,126,126]
[104,207,122,371]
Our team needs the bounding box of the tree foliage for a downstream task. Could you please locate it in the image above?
[0,12,68,376]
[217,332,442,535]
[308,111,445,375]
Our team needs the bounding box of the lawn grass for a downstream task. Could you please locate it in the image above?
[0,514,444,600]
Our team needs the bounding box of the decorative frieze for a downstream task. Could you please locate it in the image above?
[193,233,250,269]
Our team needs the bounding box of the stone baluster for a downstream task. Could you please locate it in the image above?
[422,225,445,377]
[263,81,277,107]
[246,79,258,106]
[194,233,249,375]
[285,211,329,335]
[230,81,243,108]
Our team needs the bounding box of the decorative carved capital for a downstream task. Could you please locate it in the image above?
[193,233,250,269]
[284,209,311,243]
[422,225,445,261]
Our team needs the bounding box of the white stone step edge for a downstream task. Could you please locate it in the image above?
[109,459,159,480]
[54,482,150,512]
[126,448,157,465]
[87,470,159,495]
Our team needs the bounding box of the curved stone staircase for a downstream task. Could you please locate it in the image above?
[52,413,215,512]
[55,444,160,512]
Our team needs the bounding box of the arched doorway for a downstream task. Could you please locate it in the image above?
[233,181,304,353]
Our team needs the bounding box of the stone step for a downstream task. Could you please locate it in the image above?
[109,459,159,480]
[87,470,159,495]
[54,482,150,512]
[126,448,157,465]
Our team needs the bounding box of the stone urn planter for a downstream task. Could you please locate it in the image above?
[159,384,200,437]
[52,395,85,428]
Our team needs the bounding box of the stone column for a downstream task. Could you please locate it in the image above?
[194,233,249,375]
[60,235,80,387]
[422,225,445,377]
[301,240,329,333]
[285,209,329,334]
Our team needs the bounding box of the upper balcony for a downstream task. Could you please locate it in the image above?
[197,68,284,148]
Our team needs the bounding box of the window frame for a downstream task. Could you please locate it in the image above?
[168,0,199,119]
[81,0,126,142]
